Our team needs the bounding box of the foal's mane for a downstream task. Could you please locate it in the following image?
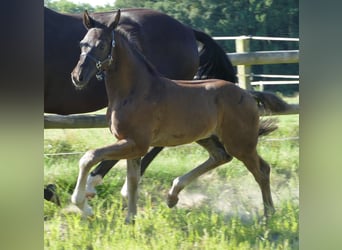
[115,27,161,76]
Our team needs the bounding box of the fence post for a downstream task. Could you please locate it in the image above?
[235,36,252,90]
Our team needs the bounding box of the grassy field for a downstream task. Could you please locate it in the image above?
[44,96,299,249]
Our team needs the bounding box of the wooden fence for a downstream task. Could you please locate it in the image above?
[44,106,299,129]
[213,35,299,90]
[45,35,299,129]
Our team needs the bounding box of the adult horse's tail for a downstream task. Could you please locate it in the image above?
[193,29,237,83]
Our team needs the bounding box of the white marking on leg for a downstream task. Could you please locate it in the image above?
[122,175,143,199]
[71,150,96,214]
[120,176,128,198]
[168,177,181,197]
[81,200,94,218]
[167,177,182,208]
[85,174,103,198]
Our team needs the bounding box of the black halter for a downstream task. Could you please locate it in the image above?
[80,31,116,81]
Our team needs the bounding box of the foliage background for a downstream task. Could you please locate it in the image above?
[44,0,299,95]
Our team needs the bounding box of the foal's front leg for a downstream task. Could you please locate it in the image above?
[125,158,141,224]
[121,147,164,198]
[71,139,145,217]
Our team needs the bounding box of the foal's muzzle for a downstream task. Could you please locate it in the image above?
[71,72,87,89]
[71,63,94,89]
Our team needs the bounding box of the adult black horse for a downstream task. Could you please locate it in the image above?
[44,7,290,201]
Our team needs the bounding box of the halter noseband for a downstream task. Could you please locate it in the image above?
[81,31,116,81]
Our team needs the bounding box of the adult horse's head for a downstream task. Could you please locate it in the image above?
[71,9,121,89]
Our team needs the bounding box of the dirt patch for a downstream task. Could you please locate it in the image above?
[176,172,298,220]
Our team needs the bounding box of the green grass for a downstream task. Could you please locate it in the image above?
[44,98,299,249]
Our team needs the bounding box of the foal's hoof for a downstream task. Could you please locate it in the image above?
[71,194,94,218]
[75,202,94,218]
[63,201,94,219]
[124,216,136,225]
[120,183,128,198]
[82,203,94,218]
[167,194,179,208]
[264,205,276,219]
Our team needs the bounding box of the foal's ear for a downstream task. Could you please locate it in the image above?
[83,10,95,29]
[109,9,121,30]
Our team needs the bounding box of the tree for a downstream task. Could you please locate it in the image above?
[44,0,106,13]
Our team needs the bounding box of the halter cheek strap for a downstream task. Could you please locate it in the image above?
[81,31,116,81]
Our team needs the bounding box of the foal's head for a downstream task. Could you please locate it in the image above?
[71,10,121,89]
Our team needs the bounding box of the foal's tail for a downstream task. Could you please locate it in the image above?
[258,118,278,137]
[249,90,295,114]
[193,29,237,83]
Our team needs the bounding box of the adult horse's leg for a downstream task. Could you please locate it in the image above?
[140,147,164,175]
[120,147,164,197]
[167,136,232,208]
[86,160,118,198]
[86,147,164,198]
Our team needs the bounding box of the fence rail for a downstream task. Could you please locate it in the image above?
[213,35,299,42]
[44,104,299,129]
[214,35,299,89]
[228,50,298,66]
[44,114,108,129]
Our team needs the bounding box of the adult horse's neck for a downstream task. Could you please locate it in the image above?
[105,30,160,102]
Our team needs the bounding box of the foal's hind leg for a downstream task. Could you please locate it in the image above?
[238,151,275,217]
[167,136,232,208]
